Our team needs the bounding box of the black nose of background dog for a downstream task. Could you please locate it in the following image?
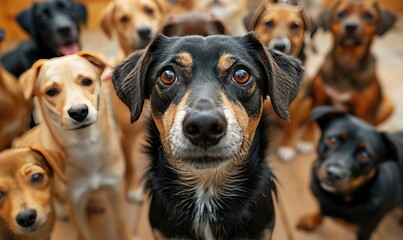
[16,209,37,228]
[345,23,358,33]
[68,105,89,122]
[326,165,345,183]
[57,26,72,35]
[137,27,152,40]
[183,98,227,148]
[273,42,286,52]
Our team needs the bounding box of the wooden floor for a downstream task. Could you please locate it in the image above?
[46,12,403,240]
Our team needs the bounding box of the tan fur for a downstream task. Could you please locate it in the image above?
[0,147,65,240]
[177,52,193,69]
[14,53,133,240]
[217,54,236,72]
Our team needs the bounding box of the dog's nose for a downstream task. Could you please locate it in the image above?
[68,105,89,122]
[345,23,358,33]
[273,42,286,52]
[57,26,72,35]
[325,165,345,183]
[137,27,152,40]
[16,209,37,228]
[183,98,227,148]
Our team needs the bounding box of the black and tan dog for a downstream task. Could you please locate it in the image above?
[1,0,87,77]
[297,106,403,240]
[112,33,303,239]
[311,0,396,125]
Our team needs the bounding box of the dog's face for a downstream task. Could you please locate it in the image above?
[250,3,316,57]
[0,147,65,235]
[17,0,87,56]
[161,13,227,37]
[100,0,169,56]
[318,0,396,47]
[113,33,303,170]
[19,52,106,131]
[312,107,398,194]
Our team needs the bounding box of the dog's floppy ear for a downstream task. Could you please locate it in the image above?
[310,106,346,130]
[248,1,268,31]
[209,14,228,35]
[77,51,109,74]
[19,60,46,101]
[30,146,67,183]
[0,28,5,41]
[72,0,88,25]
[374,3,397,36]
[155,0,170,18]
[316,1,340,32]
[99,1,116,39]
[300,9,317,38]
[381,133,403,165]
[16,4,37,38]
[161,16,178,36]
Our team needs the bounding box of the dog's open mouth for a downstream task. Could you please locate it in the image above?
[340,36,362,47]
[57,42,80,55]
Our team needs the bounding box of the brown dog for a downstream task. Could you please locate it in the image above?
[161,12,228,36]
[311,0,396,125]
[14,52,133,240]
[0,147,65,240]
[250,1,317,161]
[0,30,30,151]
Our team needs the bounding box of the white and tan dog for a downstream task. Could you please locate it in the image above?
[14,52,132,240]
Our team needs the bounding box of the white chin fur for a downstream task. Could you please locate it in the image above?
[168,106,243,163]
[320,182,337,192]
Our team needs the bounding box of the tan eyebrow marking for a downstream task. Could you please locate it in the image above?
[218,54,236,72]
[175,52,193,69]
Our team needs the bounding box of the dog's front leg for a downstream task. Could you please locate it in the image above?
[67,190,92,240]
[106,186,133,240]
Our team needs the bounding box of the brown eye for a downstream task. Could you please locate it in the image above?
[233,69,250,84]
[265,20,274,28]
[0,191,5,200]
[337,11,347,20]
[160,70,176,85]
[357,150,370,162]
[46,88,60,97]
[81,78,93,86]
[326,135,340,147]
[144,6,154,16]
[120,15,129,24]
[31,173,45,186]
[363,12,373,21]
[290,23,300,30]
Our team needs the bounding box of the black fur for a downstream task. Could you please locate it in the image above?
[1,0,87,77]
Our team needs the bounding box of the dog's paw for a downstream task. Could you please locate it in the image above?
[296,140,314,154]
[277,147,296,162]
[296,214,322,232]
[127,188,145,203]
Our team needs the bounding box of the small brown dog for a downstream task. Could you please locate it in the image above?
[249,1,317,161]
[161,12,228,36]
[0,147,65,240]
[311,0,396,125]
[0,29,30,151]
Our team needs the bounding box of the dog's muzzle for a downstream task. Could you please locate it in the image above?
[182,97,227,149]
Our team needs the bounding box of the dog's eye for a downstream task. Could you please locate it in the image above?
[81,78,93,87]
[265,20,274,28]
[160,70,176,85]
[31,173,45,186]
[337,11,347,20]
[120,15,130,24]
[363,12,373,21]
[357,150,370,162]
[233,69,251,84]
[39,12,49,22]
[46,88,61,97]
[0,191,5,200]
[326,135,340,147]
[144,6,154,16]
[290,23,300,30]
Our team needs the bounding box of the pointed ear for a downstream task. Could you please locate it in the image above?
[310,106,346,130]
[248,1,268,31]
[16,4,37,38]
[19,60,46,101]
[264,48,304,120]
[381,133,403,165]
[30,146,67,183]
[300,9,317,38]
[375,3,396,36]
[99,2,116,38]
[77,51,109,74]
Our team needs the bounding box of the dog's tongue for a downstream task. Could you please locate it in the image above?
[58,43,80,55]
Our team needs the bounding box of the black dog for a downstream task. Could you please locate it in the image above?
[297,106,403,240]
[1,0,86,77]
[112,33,303,239]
